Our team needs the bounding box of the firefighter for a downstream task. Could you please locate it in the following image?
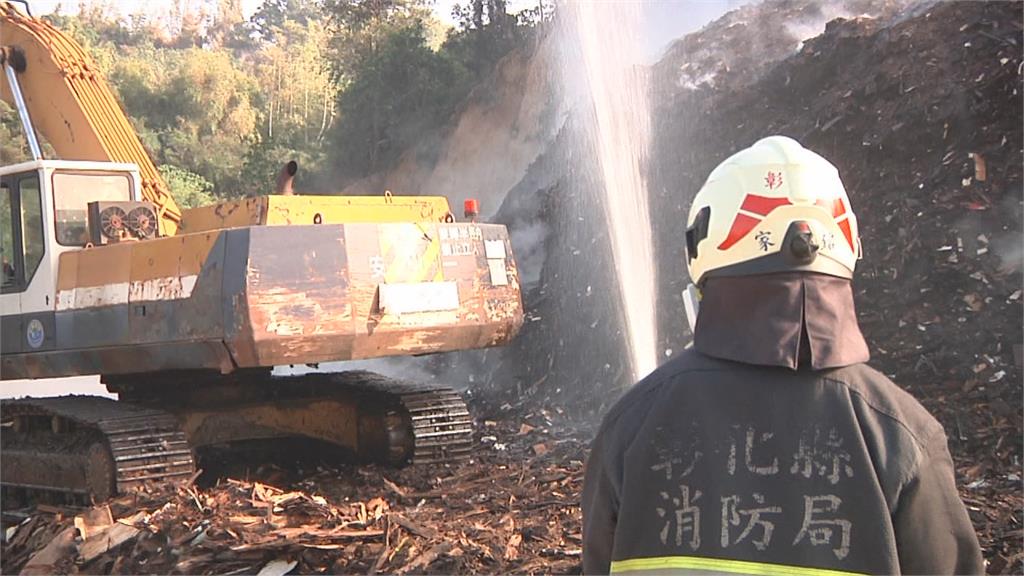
[582,136,983,574]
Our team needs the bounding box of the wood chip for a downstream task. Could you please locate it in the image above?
[74,505,114,541]
[78,517,142,564]
[389,514,437,539]
[19,526,76,576]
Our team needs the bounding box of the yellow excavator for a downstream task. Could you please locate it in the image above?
[0,0,523,506]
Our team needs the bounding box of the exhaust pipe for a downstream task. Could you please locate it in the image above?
[275,160,298,195]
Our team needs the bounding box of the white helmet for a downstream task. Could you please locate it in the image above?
[685,136,862,286]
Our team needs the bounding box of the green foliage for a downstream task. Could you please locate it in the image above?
[0,102,30,165]
[0,0,541,203]
[322,0,542,177]
[330,21,471,175]
[445,0,538,78]
[158,165,216,208]
[104,47,260,197]
[252,18,338,150]
[249,0,322,42]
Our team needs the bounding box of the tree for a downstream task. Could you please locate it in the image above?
[207,0,245,49]
[252,18,337,147]
[105,45,260,197]
[444,0,539,79]
[246,0,322,44]
[328,20,469,176]
[1,102,31,165]
[159,165,216,208]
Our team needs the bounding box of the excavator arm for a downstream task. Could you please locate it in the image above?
[0,1,181,235]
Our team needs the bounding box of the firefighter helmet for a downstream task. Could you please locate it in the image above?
[685,136,861,286]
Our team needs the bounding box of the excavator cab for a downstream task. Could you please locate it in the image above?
[0,160,142,353]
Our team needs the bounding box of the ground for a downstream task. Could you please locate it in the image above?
[2,0,1021,573]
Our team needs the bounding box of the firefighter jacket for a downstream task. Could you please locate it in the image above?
[582,273,983,575]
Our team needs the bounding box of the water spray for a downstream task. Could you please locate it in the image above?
[559,2,659,382]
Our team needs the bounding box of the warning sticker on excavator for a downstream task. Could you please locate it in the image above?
[378,224,444,283]
[379,282,460,315]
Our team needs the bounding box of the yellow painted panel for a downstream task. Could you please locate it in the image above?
[264,195,453,226]
[179,231,220,276]
[74,243,132,288]
[56,251,79,291]
[129,236,182,283]
[610,557,863,576]
[179,195,455,234]
[178,197,266,233]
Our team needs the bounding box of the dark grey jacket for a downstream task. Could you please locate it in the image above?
[582,274,983,575]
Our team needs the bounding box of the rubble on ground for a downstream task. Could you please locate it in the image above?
[1,419,585,575]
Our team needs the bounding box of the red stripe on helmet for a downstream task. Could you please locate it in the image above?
[740,194,791,216]
[812,197,846,218]
[717,213,761,250]
[830,197,846,218]
[837,218,856,251]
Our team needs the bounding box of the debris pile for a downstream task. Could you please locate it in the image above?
[1,419,585,575]
[646,2,1022,569]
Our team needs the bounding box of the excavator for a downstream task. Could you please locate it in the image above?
[0,0,523,507]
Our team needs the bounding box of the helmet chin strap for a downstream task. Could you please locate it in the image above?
[682,283,700,335]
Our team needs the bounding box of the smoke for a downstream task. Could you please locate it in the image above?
[951,190,1023,278]
[991,191,1024,274]
[785,5,858,52]
[509,218,550,287]
[993,233,1024,274]
[273,357,438,385]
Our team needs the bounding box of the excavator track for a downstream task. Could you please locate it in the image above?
[1,373,474,507]
[354,375,475,464]
[110,370,477,468]
[1,397,195,506]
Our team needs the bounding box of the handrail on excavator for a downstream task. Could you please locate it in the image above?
[0,0,182,235]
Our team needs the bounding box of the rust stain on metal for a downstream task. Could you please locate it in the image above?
[181,399,360,449]
[253,288,354,338]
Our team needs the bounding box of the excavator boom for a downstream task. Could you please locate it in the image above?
[0,1,181,235]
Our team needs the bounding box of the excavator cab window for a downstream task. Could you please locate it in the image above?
[1,183,13,289]
[0,173,45,293]
[52,172,131,246]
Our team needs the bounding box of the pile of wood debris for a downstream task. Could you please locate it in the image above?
[1,418,585,575]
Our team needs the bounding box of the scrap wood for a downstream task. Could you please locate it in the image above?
[19,526,76,576]
[7,516,43,550]
[228,528,384,551]
[370,540,390,574]
[255,558,298,576]
[382,477,407,498]
[397,542,453,574]
[504,532,523,561]
[73,505,114,540]
[389,513,437,539]
[78,512,146,564]
[2,424,585,575]
[227,514,265,526]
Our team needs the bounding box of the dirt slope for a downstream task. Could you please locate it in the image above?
[340,34,565,222]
